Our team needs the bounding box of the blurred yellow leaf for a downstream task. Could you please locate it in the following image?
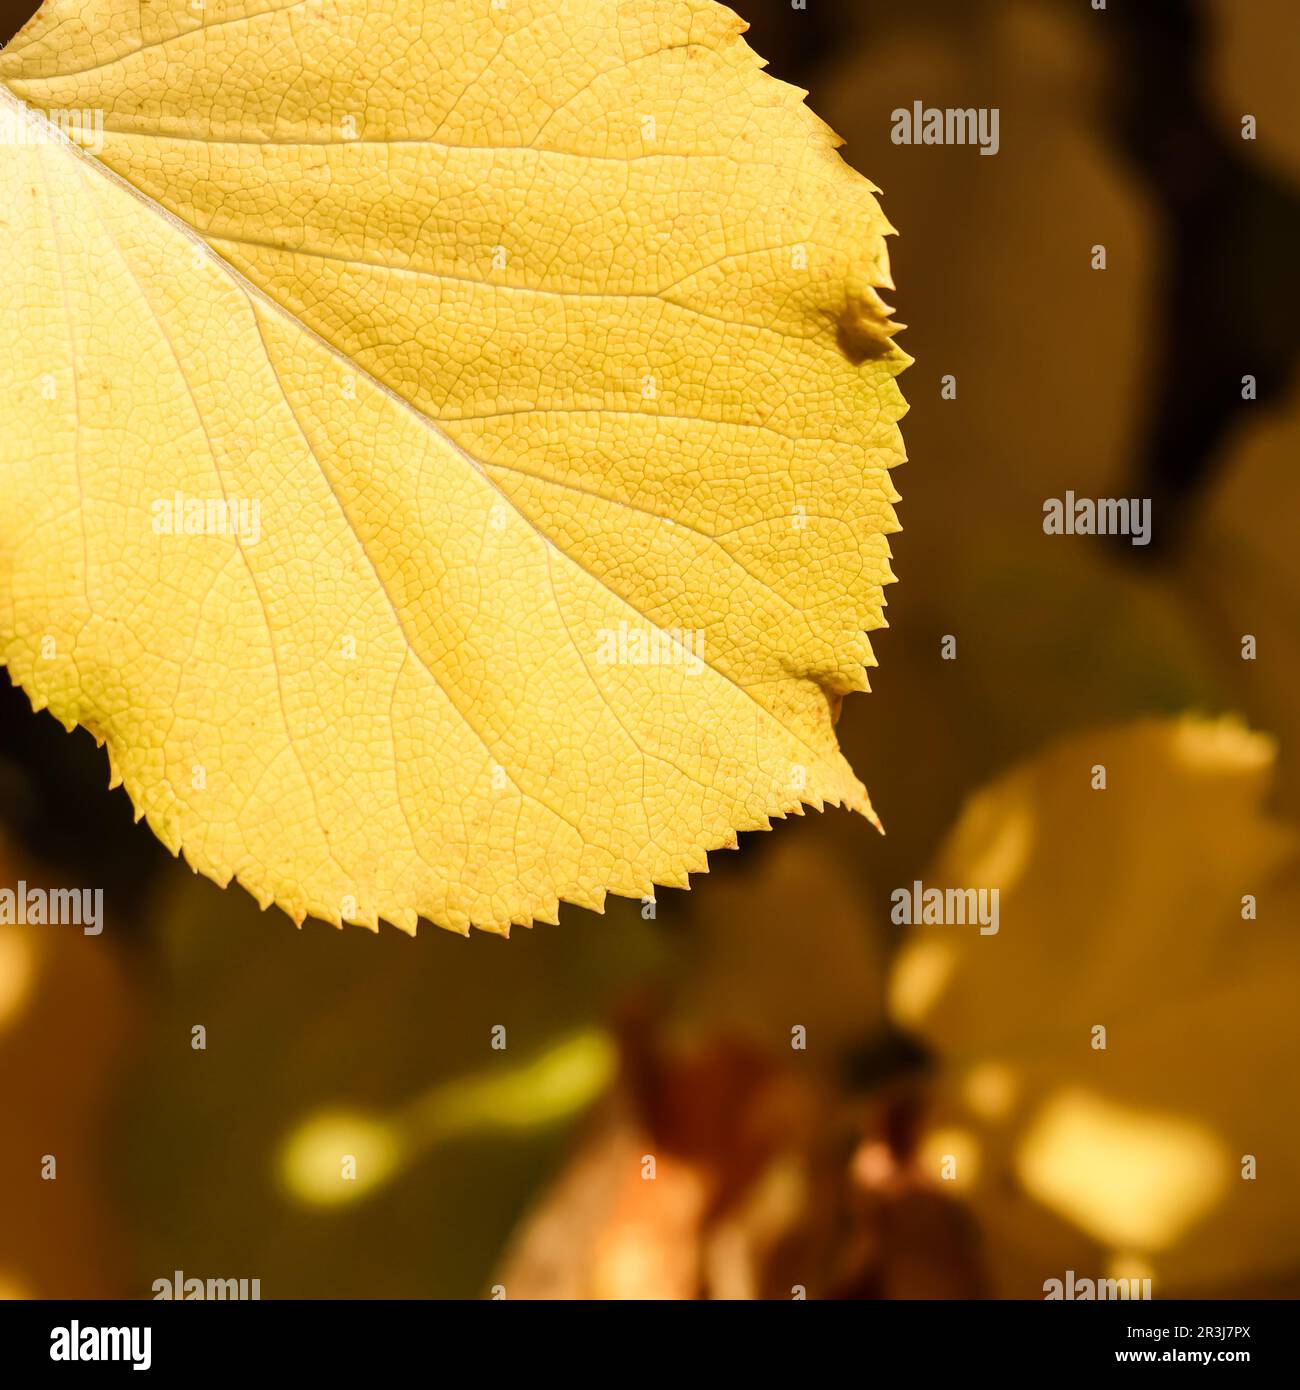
[0,0,907,936]
[1208,0,1300,182]
[892,717,1300,1294]
[1182,398,1300,819]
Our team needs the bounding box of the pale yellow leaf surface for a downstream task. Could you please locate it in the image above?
[0,0,908,934]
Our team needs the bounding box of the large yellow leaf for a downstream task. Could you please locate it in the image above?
[0,1,907,934]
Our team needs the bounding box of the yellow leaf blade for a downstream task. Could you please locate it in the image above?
[0,0,908,934]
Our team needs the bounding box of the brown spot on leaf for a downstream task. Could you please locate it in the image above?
[836,285,905,364]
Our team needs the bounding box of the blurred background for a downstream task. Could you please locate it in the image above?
[1,0,1298,1299]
